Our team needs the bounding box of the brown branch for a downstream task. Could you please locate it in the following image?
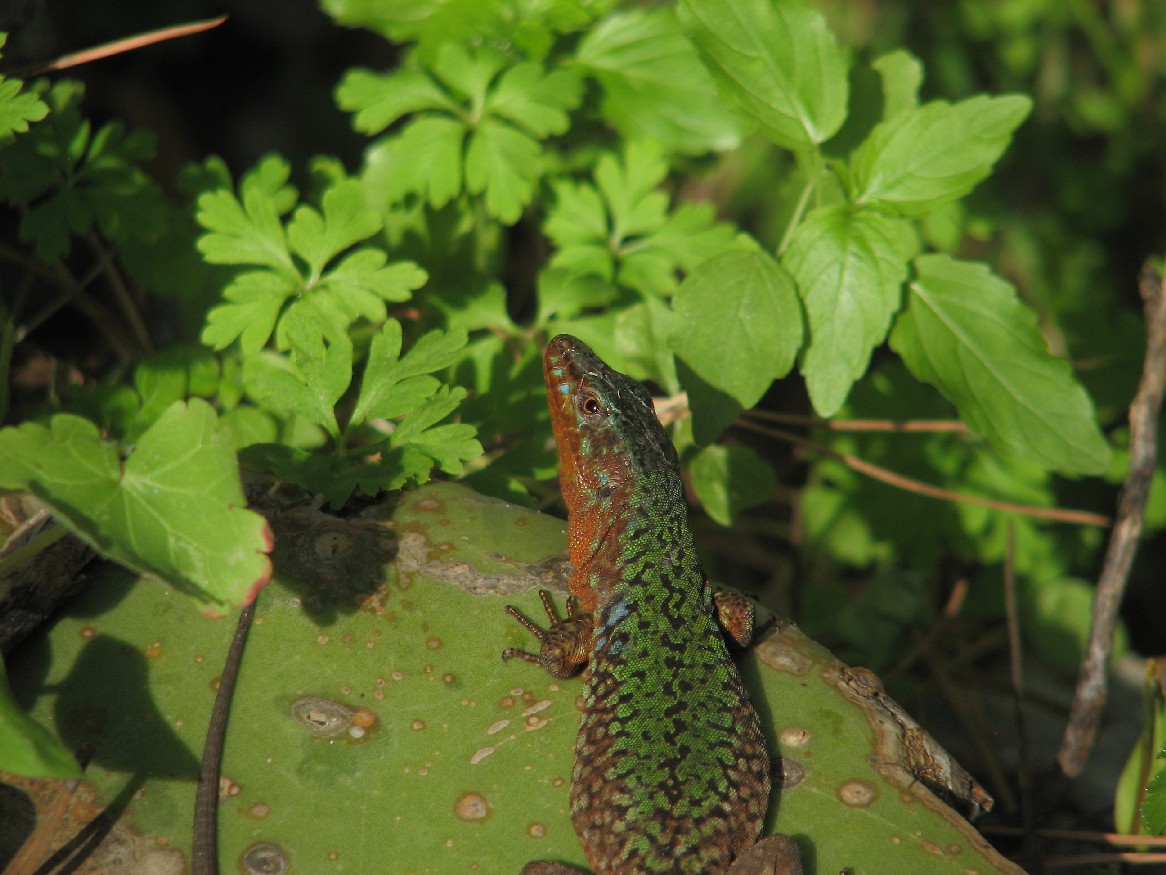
[1058,262,1166,778]
[735,418,1112,528]
[13,17,228,77]
[746,407,970,433]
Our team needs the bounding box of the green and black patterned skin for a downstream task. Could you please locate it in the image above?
[503,335,801,875]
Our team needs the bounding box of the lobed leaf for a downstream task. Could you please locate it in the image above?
[890,255,1111,475]
[0,401,272,613]
[783,206,914,416]
[0,35,49,143]
[679,0,848,151]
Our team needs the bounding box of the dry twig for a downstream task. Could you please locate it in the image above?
[1058,262,1166,778]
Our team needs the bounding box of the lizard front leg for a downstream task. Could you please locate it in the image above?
[502,589,594,679]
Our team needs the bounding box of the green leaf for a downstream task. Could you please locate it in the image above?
[336,69,454,134]
[286,179,383,276]
[0,656,80,777]
[783,206,913,416]
[1144,750,1166,836]
[688,443,777,526]
[0,401,272,613]
[0,81,167,260]
[199,171,424,353]
[575,8,742,154]
[0,34,49,142]
[243,332,354,438]
[678,0,848,150]
[871,50,922,120]
[389,385,482,474]
[465,119,542,224]
[339,46,581,223]
[353,323,467,424]
[853,95,1032,215]
[890,255,1111,475]
[544,142,742,296]
[671,250,804,443]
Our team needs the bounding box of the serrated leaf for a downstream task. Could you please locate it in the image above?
[353,323,468,424]
[286,179,382,276]
[0,656,81,777]
[783,206,913,415]
[671,250,804,443]
[465,119,541,223]
[242,332,353,438]
[0,38,49,142]
[575,9,741,154]
[679,0,847,150]
[381,116,467,208]
[336,69,454,134]
[487,63,582,138]
[890,255,1111,475]
[544,143,741,295]
[0,81,166,260]
[689,443,777,526]
[201,271,297,354]
[390,385,482,474]
[0,401,272,613]
[197,187,295,273]
[853,94,1031,215]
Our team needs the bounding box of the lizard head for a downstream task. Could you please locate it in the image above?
[543,334,683,525]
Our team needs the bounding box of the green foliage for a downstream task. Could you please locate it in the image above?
[0,655,80,778]
[0,0,1159,861]
[198,162,427,353]
[0,401,272,613]
[1146,747,1166,836]
[0,35,48,143]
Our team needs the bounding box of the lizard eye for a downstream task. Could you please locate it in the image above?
[580,395,601,415]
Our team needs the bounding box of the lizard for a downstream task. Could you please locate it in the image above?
[502,334,803,875]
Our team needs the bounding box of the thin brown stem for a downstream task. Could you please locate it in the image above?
[87,232,153,352]
[982,825,1166,847]
[735,418,1111,528]
[1058,263,1166,778]
[746,407,970,433]
[13,16,228,77]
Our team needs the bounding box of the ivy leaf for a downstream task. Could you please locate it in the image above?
[689,443,777,526]
[0,657,80,777]
[0,35,48,143]
[853,95,1032,215]
[0,401,273,614]
[783,206,914,416]
[678,0,848,150]
[575,8,742,154]
[890,255,1111,475]
[671,250,804,443]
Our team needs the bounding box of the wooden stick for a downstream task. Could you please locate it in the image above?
[1058,263,1166,778]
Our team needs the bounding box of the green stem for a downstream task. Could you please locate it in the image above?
[775,152,821,257]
